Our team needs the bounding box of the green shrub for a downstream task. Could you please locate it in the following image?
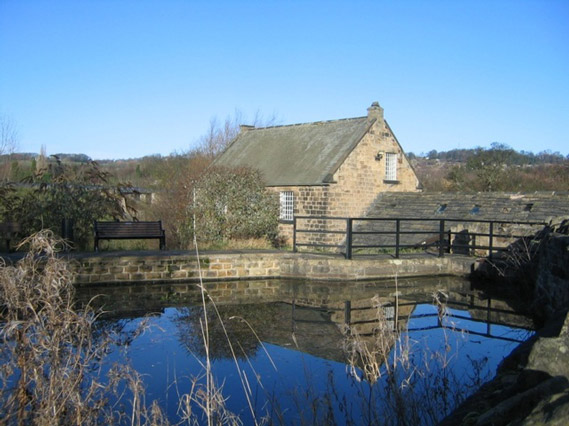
[189,167,279,246]
[4,157,135,250]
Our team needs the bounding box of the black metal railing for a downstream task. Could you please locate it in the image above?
[292,216,547,259]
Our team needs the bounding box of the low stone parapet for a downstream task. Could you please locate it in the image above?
[69,250,476,286]
[71,252,282,285]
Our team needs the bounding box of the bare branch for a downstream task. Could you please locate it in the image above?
[0,113,19,156]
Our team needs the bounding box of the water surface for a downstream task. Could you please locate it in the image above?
[77,276,534,425]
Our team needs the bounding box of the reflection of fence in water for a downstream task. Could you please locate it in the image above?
[289,292,534,345]
[289,297,412,337]
[76,278,534,363]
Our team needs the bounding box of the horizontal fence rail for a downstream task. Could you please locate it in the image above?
[293,216,547,259]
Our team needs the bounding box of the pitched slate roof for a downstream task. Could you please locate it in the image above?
[212,116,374,186]
[365,192,569,222]
[353,191,569,247]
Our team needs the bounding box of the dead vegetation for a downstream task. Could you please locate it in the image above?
[0,232,493,425]
[0,231,172,425]
[338,289,486,425]
[0,231,249,425]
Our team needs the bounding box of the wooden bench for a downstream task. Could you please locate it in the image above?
[94,221,166,252]
[0,222,21,252]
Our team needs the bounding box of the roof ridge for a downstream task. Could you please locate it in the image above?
[249,115,368,131]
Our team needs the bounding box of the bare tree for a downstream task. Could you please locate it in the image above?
[466,143,514,191]
[146,110,279,249]
[197,109,279,159]
[0,114,19,155]
[0,114,20,181]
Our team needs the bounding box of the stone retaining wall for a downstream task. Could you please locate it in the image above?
[71,252,282,285]
[70,251,476,286]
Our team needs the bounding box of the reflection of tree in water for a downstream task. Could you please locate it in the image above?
[74,284,202,315]
[91,314,156,349]
[174,303,284,360]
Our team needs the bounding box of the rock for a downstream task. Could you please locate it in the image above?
[441,231,569,425]
[517,387,569,425]
[526,314,569,379]
[475,376,568,426]
[533,235,569,322]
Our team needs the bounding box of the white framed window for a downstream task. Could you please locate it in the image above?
[385,152,397,181]
[279,191,294,221]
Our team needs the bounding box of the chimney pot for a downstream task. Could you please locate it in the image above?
[367,101,384,125]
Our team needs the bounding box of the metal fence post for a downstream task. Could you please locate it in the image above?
[488,221,494,259]
[345,218,353,259]
[61,218,74,252]
[292,217,297,253]
[395,219,401,259]
[439,220,445,258]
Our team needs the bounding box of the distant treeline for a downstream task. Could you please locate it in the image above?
[3,143,568,193]
[409,143,569,192]
[408,143,568,165]
[1,152,92,163]
[6,143,566,168]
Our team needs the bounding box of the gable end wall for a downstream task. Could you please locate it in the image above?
[330,119,419,218]
[269,120,420,246]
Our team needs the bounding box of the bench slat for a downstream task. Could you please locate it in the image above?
[94,221,165,251]
[0,222,21,233]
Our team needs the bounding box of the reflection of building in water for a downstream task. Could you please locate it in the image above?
[328,297,415,334]
[75,276,535,364]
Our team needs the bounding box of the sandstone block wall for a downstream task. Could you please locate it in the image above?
[70,251,475,286]
[72,253,283,285]
[330,120,419,218]
[270,120,420,247]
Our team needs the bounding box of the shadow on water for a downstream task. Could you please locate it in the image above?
[76,276,536,425]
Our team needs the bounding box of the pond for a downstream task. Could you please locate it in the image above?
[76,276,535,425]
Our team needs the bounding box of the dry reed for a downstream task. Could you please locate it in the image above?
[0,231,170,425]
[0,231,490,425]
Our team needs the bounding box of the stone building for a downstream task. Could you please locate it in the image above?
[354,191,569,254]
[213,102,421,242]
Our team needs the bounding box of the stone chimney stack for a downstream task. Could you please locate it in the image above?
[367,101,384,126]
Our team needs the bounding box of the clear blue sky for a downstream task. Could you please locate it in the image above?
[1,0,568,160]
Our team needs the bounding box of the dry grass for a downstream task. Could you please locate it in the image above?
[342,295,401,385]
[0,231,109,425]
[0,231,172,425]
[336,287,484,425]
[186,223,261,426]
[0,231,489,425]
[195,237,276,251]
[0,230,271,425]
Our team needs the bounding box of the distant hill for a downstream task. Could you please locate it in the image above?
[409,145,567,165]
[408,144,569,192]
[2,146,568,192]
